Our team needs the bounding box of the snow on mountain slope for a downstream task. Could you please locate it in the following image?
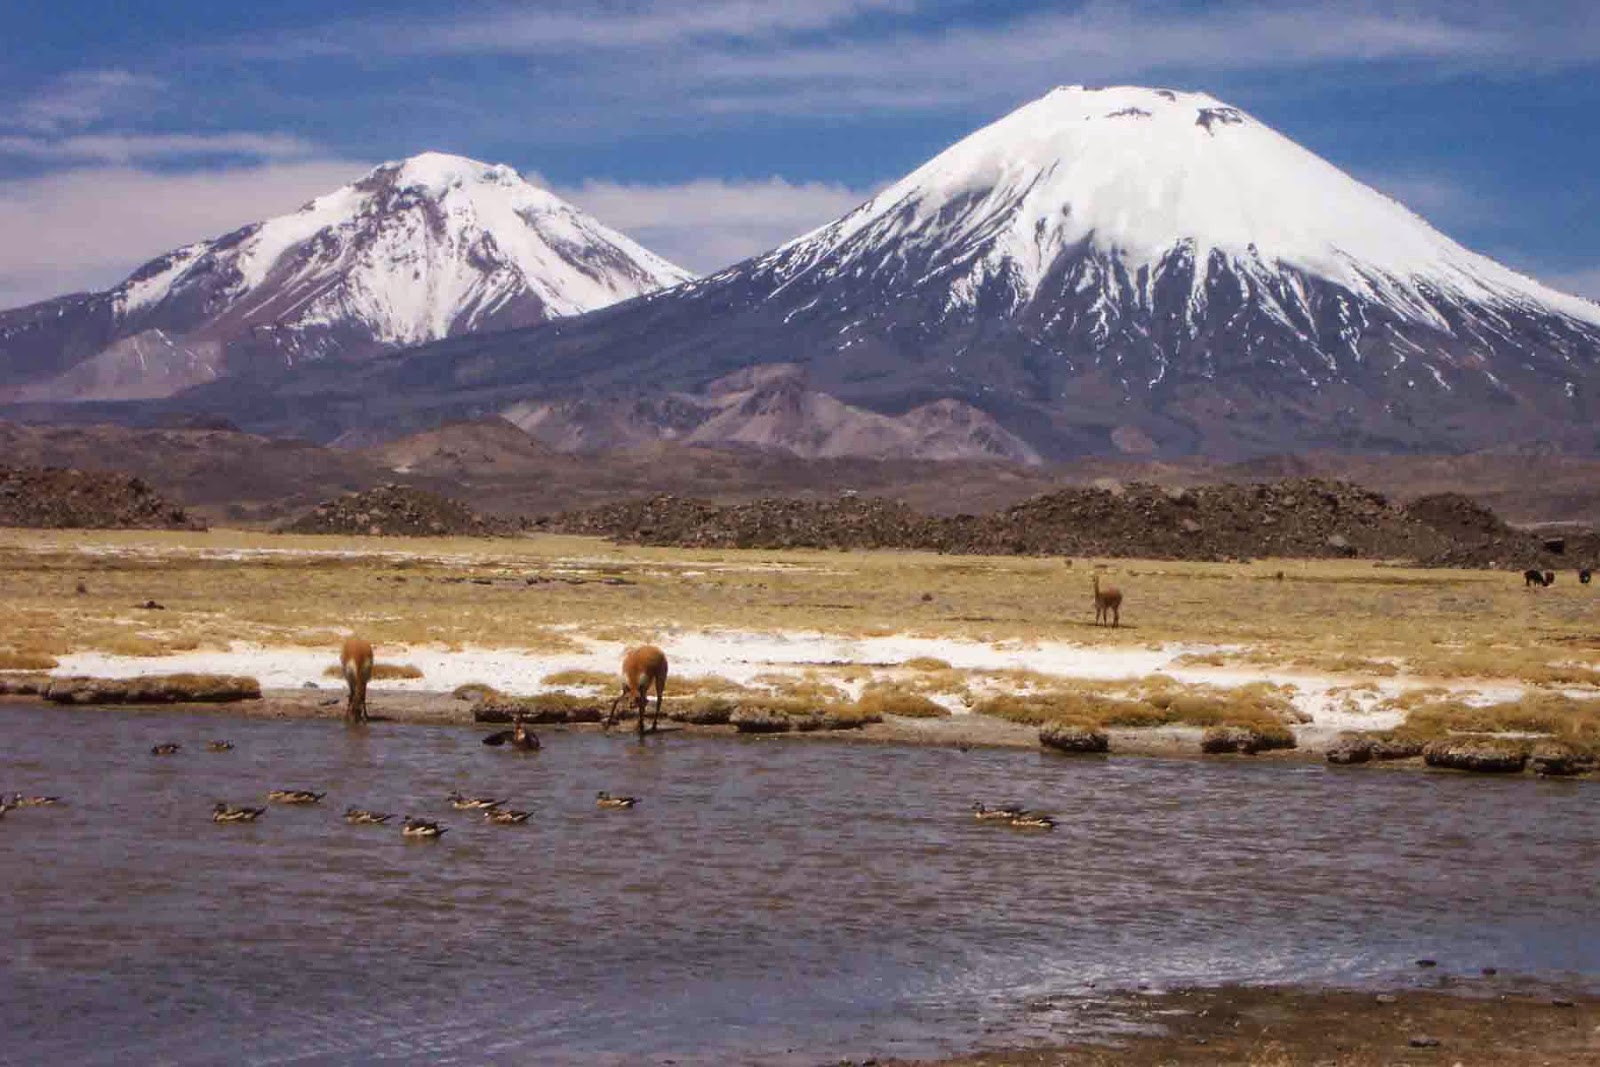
[0,152,692,400]
[768,85,1600,330]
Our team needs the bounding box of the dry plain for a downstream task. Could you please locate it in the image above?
[2,528,1598,760]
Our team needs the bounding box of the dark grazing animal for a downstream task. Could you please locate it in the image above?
[1543,570,1556,587]
[1524,569,1550,588]
[1581,569,1593,585]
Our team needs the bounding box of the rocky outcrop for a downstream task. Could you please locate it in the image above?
[730,707,881,733]
[472,694,603,724]
[1200,725,1297,755]
[1327,733,1427,765]
[43,674,259,704]
[0,466,203,530]
[1422,738,1529,773]
[1039,723,1110,753]
[1528,740,1597,777]
[280,484,518,537]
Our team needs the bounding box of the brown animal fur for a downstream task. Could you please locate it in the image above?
[606,645,669,737]
[1092,574,1123,627]
[340,637,374,723]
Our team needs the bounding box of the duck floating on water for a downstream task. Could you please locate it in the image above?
[971,802,1026,821]
[447,791,503,810]
[1007,813,1057,830]
[267,789,326,805]
[5,793,62,808]
[402,817,446,839]
[344,808,395,825]
[212,802,266,823]
[595,791,638,810]
[207,740,235,752]
[483,807,531,825]
[150,743,181,756]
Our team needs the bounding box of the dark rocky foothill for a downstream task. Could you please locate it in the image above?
[552,478,1596,567]
[279,484,519,537]
[0,466,203,530]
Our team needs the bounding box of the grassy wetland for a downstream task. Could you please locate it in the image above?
[1,526,1597,759]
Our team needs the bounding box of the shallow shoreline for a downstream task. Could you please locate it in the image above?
[888,980,1600,1066]
[6,686,1593,776]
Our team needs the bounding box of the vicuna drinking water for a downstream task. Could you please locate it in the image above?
[1092,574,1123,627]
[606,645,669,737]
[340,637,374,723]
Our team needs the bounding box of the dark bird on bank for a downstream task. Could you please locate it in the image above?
[482,718,541,750]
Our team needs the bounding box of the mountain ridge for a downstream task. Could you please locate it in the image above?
[0,152,692,402]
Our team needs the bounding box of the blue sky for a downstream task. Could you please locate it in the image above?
[3,0,1598,307]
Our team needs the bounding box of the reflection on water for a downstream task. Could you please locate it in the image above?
[2,703,1596,1065]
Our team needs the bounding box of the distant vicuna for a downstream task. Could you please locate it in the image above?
[1092,574,1123,627]
[606,645,669,737]
[340,637,374,723]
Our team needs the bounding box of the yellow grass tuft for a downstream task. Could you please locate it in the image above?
[0,650,58,671]
[322,662,424,680]
[855,682,950,719]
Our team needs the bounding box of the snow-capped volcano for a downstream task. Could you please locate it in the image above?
[277,84,1598,457]
[0,152,692,401]
[772,85,1600,333]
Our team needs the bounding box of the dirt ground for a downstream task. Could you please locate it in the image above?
[889,982,1600,1066]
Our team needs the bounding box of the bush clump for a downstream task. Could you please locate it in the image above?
[473,691,604,724]
[0,650,59,671]
[1201,724,1297,755]
[1039,722,1110,753]
[1422,737,1529,773]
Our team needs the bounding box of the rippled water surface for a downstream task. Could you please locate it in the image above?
[2,703,1597,1065]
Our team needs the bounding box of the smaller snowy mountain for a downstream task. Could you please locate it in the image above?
[0,152,692,402]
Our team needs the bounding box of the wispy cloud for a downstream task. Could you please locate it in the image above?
[14,69,165,132]
[0,132,317,165]
[224,1,1600,122]
[0,160,367,308]
[558,177,870,273]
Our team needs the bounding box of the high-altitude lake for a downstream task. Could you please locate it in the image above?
[2,704,1596,1065]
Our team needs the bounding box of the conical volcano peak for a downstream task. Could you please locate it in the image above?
[775,83,1599,328]
[371,151,532,196]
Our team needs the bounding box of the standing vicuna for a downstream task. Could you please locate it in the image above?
[1092,574,1123,627]
[340,637,374,723]
[606,645,669,737]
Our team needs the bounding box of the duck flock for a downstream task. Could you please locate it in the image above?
[3,729,1059,836]
[0,731,640,839]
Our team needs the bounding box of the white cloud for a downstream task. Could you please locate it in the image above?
[0,160,368,309]
[0,132,317,164]
[13,70,165,132]
[557,177,870,273]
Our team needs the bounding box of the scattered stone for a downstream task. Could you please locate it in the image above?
[1416,959,1438,968]
[1409,1035,1441,1048]
[1528,739,1597,777]
[1039,722,1110,754]
[1552,998,1576,1008]
[136,599,165,610]
[1423,738,1528,774]
[1376,994,1399,1004]
[1326,738,1373,765]
[1200,725,1297,755]
[43,674,260,705]
[1481,968,1497,976]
